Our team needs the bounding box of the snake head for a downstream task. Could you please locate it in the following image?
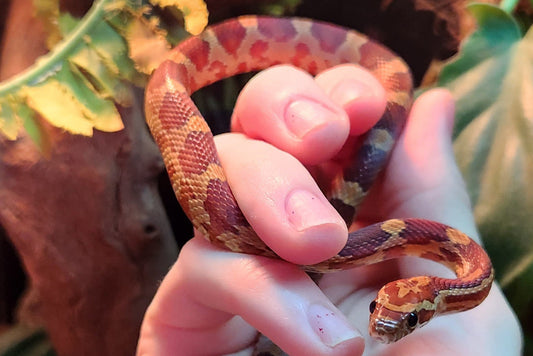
[368,278,438,343]
[368,300,419,343]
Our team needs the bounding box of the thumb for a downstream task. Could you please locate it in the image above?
[360,88,479,240]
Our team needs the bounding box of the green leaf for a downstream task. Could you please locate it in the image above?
[439,4,522,137]
[19,102,48,154]
[86,19,137,80]
[0,325,55,356]
[57,11,80,37]
[499,0,520,14]
[259,0,302,16]
[0,0,208,147]
[438,4,533,288]
[69,44,133,106]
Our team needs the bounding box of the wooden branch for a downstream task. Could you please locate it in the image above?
[0,1,178,354]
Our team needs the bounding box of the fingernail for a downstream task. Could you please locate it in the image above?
[285,189,341,232]
[284,99,340,138]
[307,303,361,347]
[329,80,373,106]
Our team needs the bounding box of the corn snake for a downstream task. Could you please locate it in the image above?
[144,16,494,344]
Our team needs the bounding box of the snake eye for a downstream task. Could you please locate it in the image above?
[369,300,377,314]
[407,312,418,328]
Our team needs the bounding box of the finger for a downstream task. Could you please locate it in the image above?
[384,90,522,355]
[215,133,347,265]
[358,89,476,232]
[394,89,476,232]
[315,64,387,136]
[329,89,463,298]
[137,237,364,356]
[231,65,350,165]
[350,88,483,283]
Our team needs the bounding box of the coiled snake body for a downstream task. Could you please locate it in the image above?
[144,16,494,343]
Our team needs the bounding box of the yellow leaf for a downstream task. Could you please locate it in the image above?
[21,81,94,136]
[55,63,124,133]
[34,0,62,48]
[0,98,20,140]
[149,0,208,35]
[126,17,171,74]
[20,75,124,136]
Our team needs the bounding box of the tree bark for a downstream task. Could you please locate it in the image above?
[0,1,178,355]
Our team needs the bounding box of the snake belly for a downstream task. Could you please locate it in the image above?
[144,16,494,343]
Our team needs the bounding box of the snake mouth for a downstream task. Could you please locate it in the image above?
[369,318,407,344]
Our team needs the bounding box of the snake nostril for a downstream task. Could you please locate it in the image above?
[143,224,158,238]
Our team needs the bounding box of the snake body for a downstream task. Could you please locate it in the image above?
[144,16,494,343]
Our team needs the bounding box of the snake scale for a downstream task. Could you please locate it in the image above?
[144,16,494,343]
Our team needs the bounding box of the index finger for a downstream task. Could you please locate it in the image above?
[231,65,350,165]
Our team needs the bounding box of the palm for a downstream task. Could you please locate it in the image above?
[316,100,502,354]
[137,66,521,356]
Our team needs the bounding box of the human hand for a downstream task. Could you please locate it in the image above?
[136,65,522,356]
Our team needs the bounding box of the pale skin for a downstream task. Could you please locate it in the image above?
[137,64,523,356]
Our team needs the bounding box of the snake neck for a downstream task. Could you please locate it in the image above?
[307,218,493,311]
[379,267,493,317]
[363,218,494,343]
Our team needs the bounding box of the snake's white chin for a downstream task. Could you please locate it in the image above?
[372,334,401,344]
[370,332,405,344]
